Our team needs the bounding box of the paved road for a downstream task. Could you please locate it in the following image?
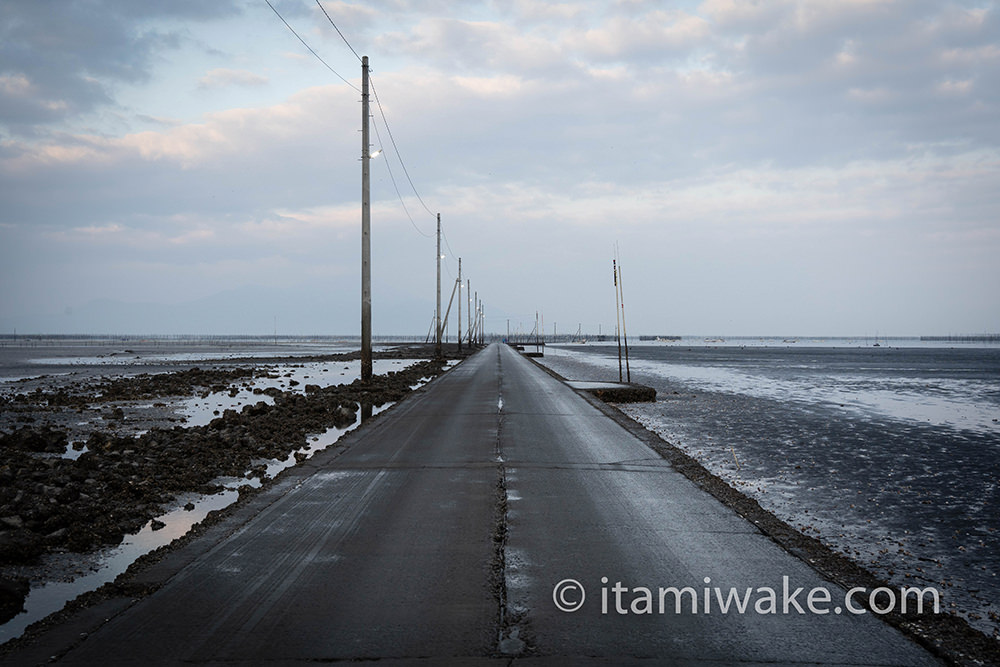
[13,343,937,665]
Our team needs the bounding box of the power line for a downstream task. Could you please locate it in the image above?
[306,3,437,223]
[441,226,458,260]
[264,0,359,92]
[370,77,436,219]
[315,0,362,62]
[370,114,433,238]
[304,1,460,275]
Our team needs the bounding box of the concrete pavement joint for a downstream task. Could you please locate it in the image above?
[492,462,680,473]
[494,347,529,658]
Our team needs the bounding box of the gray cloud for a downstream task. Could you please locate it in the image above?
[0,0,240,133]
[1,0,998,335]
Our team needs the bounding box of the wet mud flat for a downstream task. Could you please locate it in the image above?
[0,341,466,641]
[538,345,1000,667]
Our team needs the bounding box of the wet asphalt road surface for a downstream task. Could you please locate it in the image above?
[9,343,938,665]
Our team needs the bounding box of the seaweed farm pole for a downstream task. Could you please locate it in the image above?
[618,247,631,383]
[360,55,372,383]
[614,257,623,382]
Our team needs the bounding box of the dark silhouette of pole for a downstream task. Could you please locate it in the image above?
[435,213,442,357]
[618,247,631,383]
[361,55,372,382]
[457,257,462,352]
[614,258,623,382]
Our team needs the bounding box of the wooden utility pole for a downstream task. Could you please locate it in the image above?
[614,258,623,382]
[360,55,372,382]
[457,257,462,352]
[435,213,442,357]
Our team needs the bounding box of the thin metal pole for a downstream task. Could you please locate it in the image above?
[361,55,372,382]
[435,213,442,357]
[467,279,471,345]
[618,247,631,383]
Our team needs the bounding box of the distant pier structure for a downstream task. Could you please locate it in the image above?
[921,334,1000,343]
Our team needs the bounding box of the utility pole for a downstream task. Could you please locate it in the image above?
[360,55,372,382]
[467,279,471,345]
[457,257,462,352]
[614,257,623,382]
[435,213,441,358]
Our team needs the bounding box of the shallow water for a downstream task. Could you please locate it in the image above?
[24,346,360,367]
[179,358,416,427]
[541,342,1000,637]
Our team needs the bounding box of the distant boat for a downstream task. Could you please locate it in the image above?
[783,339,798,344]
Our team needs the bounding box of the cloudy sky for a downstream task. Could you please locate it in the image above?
[1,0,998,337]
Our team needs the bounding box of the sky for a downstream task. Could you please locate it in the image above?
[1,0,998,338]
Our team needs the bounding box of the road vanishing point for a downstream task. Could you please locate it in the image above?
[9,342,939,665]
